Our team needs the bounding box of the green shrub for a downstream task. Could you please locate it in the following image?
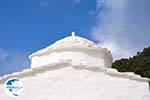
[112,47,150,78]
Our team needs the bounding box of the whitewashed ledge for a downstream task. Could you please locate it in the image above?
[103,68,150,82]
[0,62,150,84]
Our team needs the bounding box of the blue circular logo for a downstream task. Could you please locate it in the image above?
[4,78,23,97]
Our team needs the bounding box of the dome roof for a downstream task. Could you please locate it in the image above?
[29,32,112,59]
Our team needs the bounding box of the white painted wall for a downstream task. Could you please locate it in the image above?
[31,49,112,68]
[0,66,149,100]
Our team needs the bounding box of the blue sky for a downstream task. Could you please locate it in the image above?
[0,0,97,50]
[0,0,150,76]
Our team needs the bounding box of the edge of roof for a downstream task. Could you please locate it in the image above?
[0,62,149,84]
[29,36,112,60]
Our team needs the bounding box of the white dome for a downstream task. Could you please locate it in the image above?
[29,32,113,68]
[29,33,112,59]
[49,36,99,50]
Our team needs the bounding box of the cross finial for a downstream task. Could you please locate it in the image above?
[71,31,75,37]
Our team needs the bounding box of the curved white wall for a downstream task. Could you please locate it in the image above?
[0,66,149,100]
[31,49,112,68]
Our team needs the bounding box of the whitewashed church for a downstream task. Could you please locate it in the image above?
[0,32,150,100]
